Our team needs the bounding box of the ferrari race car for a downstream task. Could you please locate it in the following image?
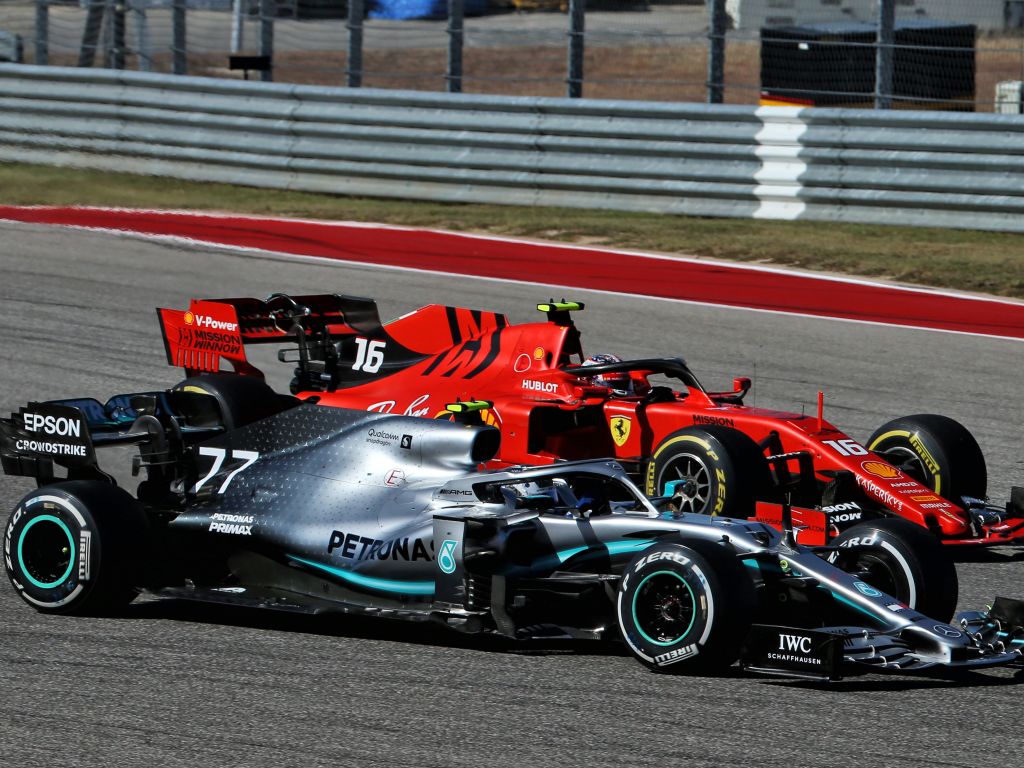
[1,390,1022,679]
[154,294,1024,548]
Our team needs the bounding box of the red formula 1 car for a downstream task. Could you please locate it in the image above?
[156,294,1024,548]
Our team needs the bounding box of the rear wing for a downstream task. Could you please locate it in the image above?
[157,294,508,392]
[157,293,381,378]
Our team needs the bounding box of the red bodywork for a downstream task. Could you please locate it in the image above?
[157,296,1024,547]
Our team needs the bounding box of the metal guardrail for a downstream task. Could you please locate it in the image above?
[2,65,1024,232]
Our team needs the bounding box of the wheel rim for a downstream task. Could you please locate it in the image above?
[847,553,905,604]
[659,453,712,514]
[17,515,76,589]
[879,446,930,487]
[631,570,697,646]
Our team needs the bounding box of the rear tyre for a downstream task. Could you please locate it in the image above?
[645,426,770,518]
[867,414,986,504]
[826,517,958,622]
[174,373,291,430]
[617,540,756,673]
[4,481,144,615]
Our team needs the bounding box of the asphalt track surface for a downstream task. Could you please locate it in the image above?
[3,206,1024,341]
[1,220,1024,768]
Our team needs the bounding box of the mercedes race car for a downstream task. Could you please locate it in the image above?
[153,293,1024,549]
[1,388,1021,679]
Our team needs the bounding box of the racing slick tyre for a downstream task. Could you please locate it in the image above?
[826,517,958,622]
[645,426,770,518]
[617,540,756,673]
[4,481,145,615]
[174,373,289,431]
[867,414,987,504]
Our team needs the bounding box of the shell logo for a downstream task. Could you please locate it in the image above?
[861,460,901,480]
[533,346,545,360]
[183,311,195,325]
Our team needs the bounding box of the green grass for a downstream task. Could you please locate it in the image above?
[4,162,1024,298]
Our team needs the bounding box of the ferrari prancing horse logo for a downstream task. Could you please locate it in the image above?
[610,416,631,447]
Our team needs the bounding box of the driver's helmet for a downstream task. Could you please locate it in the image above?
[581,353,632,395]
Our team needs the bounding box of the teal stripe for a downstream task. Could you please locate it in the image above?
[18,514,76,589]
[288,555,434,596]
[553,539,653,565]
[831,590,884,622]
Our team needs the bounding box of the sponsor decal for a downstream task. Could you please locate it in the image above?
[854,581,882,597]
[208,513,255,536]
[366,428,401,446]
[327,530,433,561]
[366,395,430,418]
[653,644,698,666]
[855,476,904,512]
[779,559,790,572]
[921,502,953,509]
[861,461,902,480]
[610,416,631,447]
[185,311,239,332]
[14,404,93,464]
[933,624,961,638]
[522,379,560,394]
[400,435,413,450]
[437,540,458,574]
[634,550,690,570]
[713,468,727,515]
[909,435,941,477]
[828,512,862,524]
[887,603,905,612]
[910,494,941,502]
[822,502,860,513]
[533,346,545,360]
[384,468,406,487]
[78,529,92,581]
[891,481,918,489]
[693,414,735,429]
[22,412,81,437]
[438,488,474,497]
[513,353,532,373]
[778,633,813,654]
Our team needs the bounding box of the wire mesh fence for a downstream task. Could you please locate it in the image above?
[1,0,1022,110]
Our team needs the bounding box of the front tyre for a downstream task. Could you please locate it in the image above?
[617,540,755,673]
[645,426,770,518]
[826,517,958,622]
[867,414,986,504]
[4,482,144,614]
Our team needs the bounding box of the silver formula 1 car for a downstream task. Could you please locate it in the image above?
[2,376,1021,680]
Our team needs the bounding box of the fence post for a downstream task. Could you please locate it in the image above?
[133,0,151,71]
[231,0,244,53]
[112,0,126,69]
[34,0,48,65]
[172,0,186,74]
[78,0,104,67]
[706,0,725,103]
[446,0,463,93]
[566,0,584,98]
[259,0,274,82]
[875,0,895,109]
[347,0,363,87]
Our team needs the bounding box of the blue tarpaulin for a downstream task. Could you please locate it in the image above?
[369,0,489,20]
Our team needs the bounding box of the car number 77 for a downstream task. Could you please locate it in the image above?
[192,447,260,494]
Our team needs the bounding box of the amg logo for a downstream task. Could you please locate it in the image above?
[779,634,813,654]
